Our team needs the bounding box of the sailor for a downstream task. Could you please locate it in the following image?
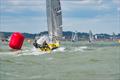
[33,36,50,49]
[42,41,48,48]
[33,39,39,48]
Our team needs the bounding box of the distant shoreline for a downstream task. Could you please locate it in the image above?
[0,31,120,40]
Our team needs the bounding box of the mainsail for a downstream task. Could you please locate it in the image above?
[46,0,62,41]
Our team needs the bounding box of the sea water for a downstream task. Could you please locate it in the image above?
[0,41,120,80]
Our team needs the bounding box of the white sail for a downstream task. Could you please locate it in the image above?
[71,31,78,42]
[89,30,94,43]
[46,0,62,41]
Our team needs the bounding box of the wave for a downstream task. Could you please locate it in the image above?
[13,47,66,56]
[0,46,88,56]
[0,71,20,77]
[0,45,95,56]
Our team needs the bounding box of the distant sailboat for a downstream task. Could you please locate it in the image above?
[88,30,94,43]
[71,31,78,42]
[33,0,63,52]
[0,32,3,40]
[0,32,5,42]
[112,32,116,41]
[94,34,98,40]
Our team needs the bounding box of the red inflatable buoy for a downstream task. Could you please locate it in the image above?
[9,32,24,50]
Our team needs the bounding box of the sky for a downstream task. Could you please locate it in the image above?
[0,0,120,34]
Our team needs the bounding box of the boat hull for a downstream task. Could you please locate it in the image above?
[38,42,60,53]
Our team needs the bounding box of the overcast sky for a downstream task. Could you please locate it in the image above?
[0,0,120,34]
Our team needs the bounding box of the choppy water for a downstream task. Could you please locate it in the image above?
[0,41,120,80]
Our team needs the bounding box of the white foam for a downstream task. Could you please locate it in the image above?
[18,49,46,56]
[53,47,65,52]
[74,46,88,52]
[0,48,45,56]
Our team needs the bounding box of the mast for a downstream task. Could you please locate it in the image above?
[46,0,62,41]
